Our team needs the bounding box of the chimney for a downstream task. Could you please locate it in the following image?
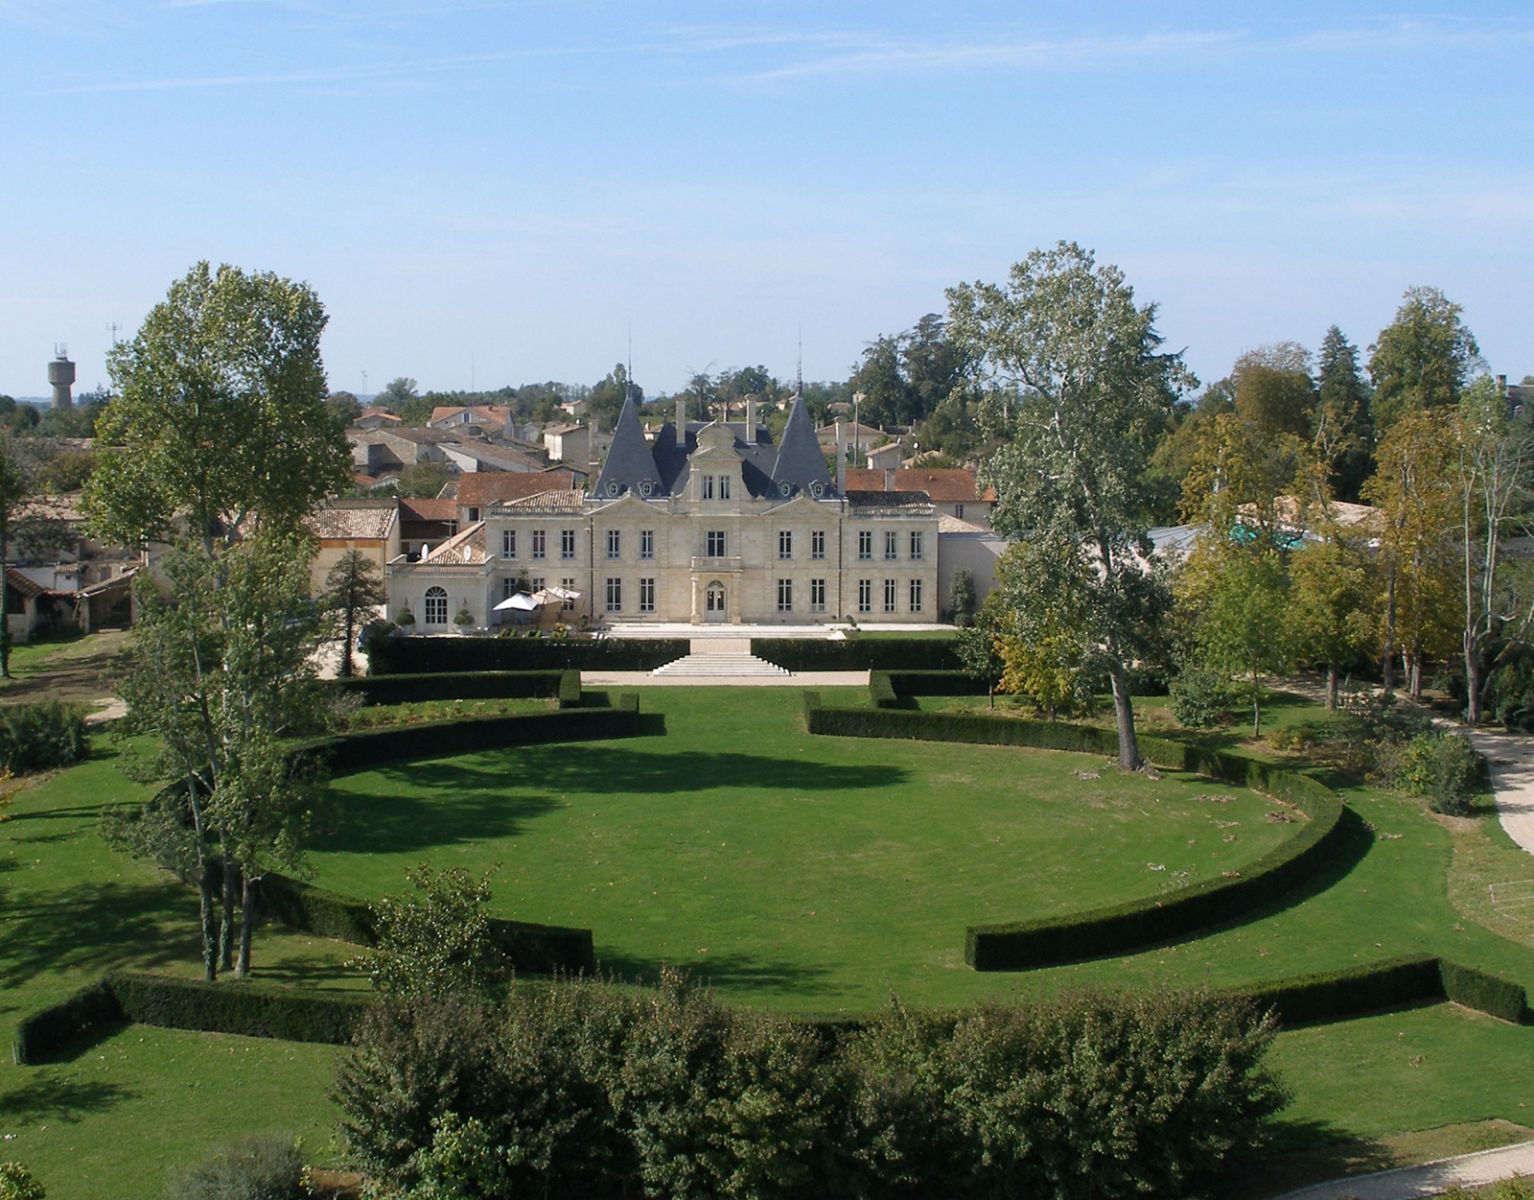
[676,395,686,430]
[1497,374,1508,393]
[835,421,845,495]
[746,397,757,441]
[884,467,895,492]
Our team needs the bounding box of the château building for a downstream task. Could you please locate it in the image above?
[385,394,994,630]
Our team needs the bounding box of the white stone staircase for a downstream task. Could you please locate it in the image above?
[649,637,791,678]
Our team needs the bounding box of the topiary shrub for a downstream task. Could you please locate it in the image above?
[1168,665,1230,728]
[164,1132,303,1200]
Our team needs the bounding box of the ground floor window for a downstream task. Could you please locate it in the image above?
[857,579,871,614]
[639,577,655,613]
[606,577,622,613]
[777,578,792,612]
[810,577,826,612]
[530,576,545,594]
[884,578,897,613]
[560,577,577,610]
[909,578,923,612]
[424,586,448,625]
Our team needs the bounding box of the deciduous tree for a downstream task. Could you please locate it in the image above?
[1368,286,1482,432]
[947,241,1191,767]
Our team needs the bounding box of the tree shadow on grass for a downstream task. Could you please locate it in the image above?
[0,879,196,991]
[311,786,561,856]
[1,1073,140,1123]
[1225,1117,1394,1199]
[593,949,838,998]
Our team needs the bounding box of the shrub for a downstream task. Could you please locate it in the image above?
[0,701,88,775]
[360,865,504,1000]
[1169,665,1230,728]
[0,1162,45,1200]
[367,636,686,674]
[164,1133,302,1200]
[1396,731,1482,815]
[11,978,124,1065]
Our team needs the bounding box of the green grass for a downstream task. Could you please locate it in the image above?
[0,633,88,683]
[311,687,1297,1011]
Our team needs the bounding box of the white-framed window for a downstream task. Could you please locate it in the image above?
[501,529,516,559]
[909,531,923,561]
[640,529,655,559]
[605,577,622,612]
[606,529,621,559]
[884,530,898,561]
[909,578,923,612]
[530,575,545,593]
[811,530,826,560]
[424,586,448,625]
[857,579,872,613]
[531,529,546,559]
[560,529,576,559]
[706,530,727,557]
[955,503,965,519]
[718,475,732,500]
[639,577,655,613]
[857,531,872,560]
[884,579,897,612]
[778,530,793,560]
[560,577,577,611]
[777,578,793,612]
[701,475,714,500]
[810,578,826,613]
[501,577,518,599]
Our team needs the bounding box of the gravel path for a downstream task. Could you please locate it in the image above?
[1276,1139,1534,1199]
[1466,727,1534,855]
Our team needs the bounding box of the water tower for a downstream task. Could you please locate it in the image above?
[48,345,75,410]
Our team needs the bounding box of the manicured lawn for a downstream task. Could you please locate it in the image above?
[0,633,87,683]
[312,687,1297,1011]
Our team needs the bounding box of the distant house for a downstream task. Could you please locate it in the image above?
[305,497,402,595]
[816,421,886,460]
[4,567,52,645]
[448,466,588,525]
[398,497,458,561]
[352,407,402,431]
[428,405,515,438]
[542,422,611,468]
[439,440,546,475]
[348,427,457,478]
[843,468,996,529]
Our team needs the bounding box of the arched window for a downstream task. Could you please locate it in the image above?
[424,586,448,625]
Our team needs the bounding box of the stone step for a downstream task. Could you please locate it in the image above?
[650,653,791,677]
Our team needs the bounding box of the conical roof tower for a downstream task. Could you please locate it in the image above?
[592,394,663,499]
[771,393,833,498]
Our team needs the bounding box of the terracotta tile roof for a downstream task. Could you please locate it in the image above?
[844,490,935,517]
[455,470,585,508]
[843,468,995,504]
[496,489,587,514]
[421,521,487,564]
[937,513,991,535]
[399,497,458,523]
[357,407,401,422]
[4,567,47,600]
[431,405,511,424]
[306,501,398,540]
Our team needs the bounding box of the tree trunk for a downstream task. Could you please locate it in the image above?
[1326,663,1339,710]
[1408,653,1423,702]
[198,860,220,981]
[340,604,355,678]
[988,684,994,711]
[1465,634,1484,726]
[1251,669,1262,737]
[236,875,258,978]
[1107,660,1142,770]
[1382,571,1397,694]
[219,851,237,974]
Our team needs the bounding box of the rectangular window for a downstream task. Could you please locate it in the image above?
[501,529,516,559]
[810,578,826,613]
[955,503,965,519]
[606,529,621,559]
[706,530,727,557]
[811,530,826,560]
[501,577,518,599]
[909,531,923,561]
[639,577,655,613]
[531,529,546,559]
[909,578,923,612]
[777,578,793,612]
[605,577,622,613]
[560,529,576,559]
[718,475,732,500]
[778,530,793,560]
[857,579,872,613]
[884,579,897,613]
[529,575,545,593]
[467,506,480,523]
[701,475,714,500]
[857,530,872,560]
[560,577,577,611]
[640,529,654,560]
[884,530,898,561]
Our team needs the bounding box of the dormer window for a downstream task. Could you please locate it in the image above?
[701,476,714,500]
[717,475,731,500]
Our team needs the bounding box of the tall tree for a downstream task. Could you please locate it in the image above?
[947,241,1192,768]
[325,549,387,678]
[86,261,350,551]
[1289,534,1375,708]
[1368,286,1483,432]
[1231,343,1316,439]
[1313,326,1373,502]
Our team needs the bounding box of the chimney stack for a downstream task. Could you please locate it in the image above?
[884,467,895,492]
[676,395,686,431]
[835,421,845,495]
[746,396,757,441]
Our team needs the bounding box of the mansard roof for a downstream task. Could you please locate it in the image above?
[592,396,664,500]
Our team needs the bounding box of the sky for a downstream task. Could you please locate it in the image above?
[2,0,1530,402]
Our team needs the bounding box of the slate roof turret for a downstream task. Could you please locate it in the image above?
[771,395,834,498]
[591,395,664,500]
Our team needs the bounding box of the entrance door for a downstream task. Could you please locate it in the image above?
[705,582,726,622]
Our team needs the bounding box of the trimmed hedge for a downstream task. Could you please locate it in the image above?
[868,672,898,708]
[367,636,689,675]
[329,670,569,706]
[258,873,597,976]
[802,701,1349,970]
[1441,958,1530,1023]
[882,669,988,698]
[557,669,583,708]
[751,637,960,672]
[12,978,125,1065]
[308,704,643,775]
[1227,958,1443,1028]
[106,970,370,1045]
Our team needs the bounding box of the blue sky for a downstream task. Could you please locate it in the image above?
[2,0,1530,401]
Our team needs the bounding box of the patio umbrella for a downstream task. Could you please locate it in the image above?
[493,592,542,612]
